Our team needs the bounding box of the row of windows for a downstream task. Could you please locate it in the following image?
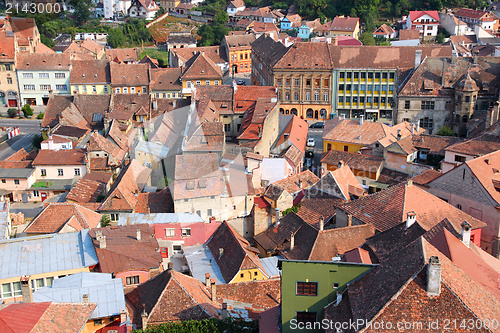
[339,96,394,104]
[231,52,250,61]
[22,72,66,79]
[282,91,329,102]
[1,276,57,300]
[338,84,394,93]
[404,100,436,110]
[125,275,140,285]
[154,92,180,98]
[114,86,147,94]
[277,78,329,88]
[186,80,220,88]
[74,85,107,93]
[0,64,13,71]
[23,84,68,91]
[1,179,20,185]
[165,228,192,237]
[40,168,80,177]
[339,71,395,81]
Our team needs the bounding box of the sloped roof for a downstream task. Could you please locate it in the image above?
[109,93,150,121]
[0,148,36,169]
[251,34,288,68]
[323,117,390,146]
[110,62,149,86]
[270,170,319,195]
[88,132,125,167]
[98,160,151,212]
[409,10,440,22]
[32,148,86,166]
[411,169,442,186]
[274,42,332,70]
[207,222,265,283]
[105,48,139,63]
[181,51,223,80]
[25,202,101,234]
[170,45,228,65]
[445,134,500,156]
[316,16,359,32]
[150,67,182,91]
[17,53,71,71]
[373,24,395,35]
[88,224,161,275]
[126,269,220,327]
[66,177,106,203]
[70,59,111,84]
[339,181,486,233]
[321,150,384,172]
[224,34,255,51]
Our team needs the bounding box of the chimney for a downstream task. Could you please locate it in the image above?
[152,100,158,110]
[211,278,216,301]
[427,256,441,296]
[461,221,471,248]
[359,114,364,126]
[46,181,50,187]
[137,229,141,241]
[275,208,280,225]
[173,99,176,109]
[319,217,324,231]
[473,50,478,66]
[406,211,417,229]
[411,123,415,134]
[347,214,352,227]
[290,232,295,250]
[167,262,173,272]
[298,179,302,189]
[120,309,127,324]
[222,302,228,319]
[258,126,262,138]
[397,129,402,140]
[205,273,211,287]
[416,122,420,132]
[141,310,148,329]
[99,235,107,249]
[332,36,338,46]
[338,160,345,168]
[414,50,422,68]
[95,230,103,239]
[82,294,89,303]
[451,50,457,64]
[20,275,32,303]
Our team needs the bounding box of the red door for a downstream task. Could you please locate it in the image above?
[160,248,168,258]
[41,193,47,201]
[8,99,17,107]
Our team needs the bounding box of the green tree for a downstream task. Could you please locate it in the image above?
[100,215,111,227]
[358,31,376,45]
[37,112,45,119]
[107,28,126,48]
[154,7,166,19]
[31,134,43,149]
[72,0,92,26]
[7,108,17,118]
[436,126,455,136]
[22,104,33,118]
[40,35,55,48]
[214,11,228,25]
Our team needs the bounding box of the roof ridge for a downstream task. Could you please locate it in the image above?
[171,272,217,318]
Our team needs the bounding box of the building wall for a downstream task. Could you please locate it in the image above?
[322,140,365,154]
[396,96,453,135]
[441,150,475,173]
[230,268,267,283]
[274,69,333,120]
[115,269,151,288]
[182,79,222,97]
[81,316,117,333]
[0,60,19,107]
[70,84,110,95]
[151,90,182,99]
[113,86,149,94]
[281,260,373,333]
[253,104,280,157]
[323,163,379,181]
[0,267,91,304]
[34,165,86,180]
[0,173,36,192]
[174,196,222,221]
[17,70,71,106]
[229,49,252,73]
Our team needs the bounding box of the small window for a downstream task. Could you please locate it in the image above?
[92,85,97,92]
[456,204,462,210]
[165,228,175,237]
[181,228,191,237]
[74,168,80,176]
[41,169,47,177]
[82,86,87,93]
[103,85,108,93]
[455,155,466,163]
[33,191,39,197]
[131,87,136,93]
[343,145,349,152]
[207,208,212,216]
[1,283,12,298]
[296,312,316,323]
[296,281,318,296]
[14,179,19,185]
[254,271,258,276]
[332,283,340,289]
[142,87,147,93]
[205,80,210,85]
[240,273,244,278]
[126,276,140,285]
[57,169,64,176]
[94,319,103,326]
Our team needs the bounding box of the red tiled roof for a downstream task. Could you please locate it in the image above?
[105,48,139,63]
[66,178,106,203]
[343,247,372,264]
[181,52,223,80]
[463,150,500,204]
[373,24,395,35]
[89,224,162,274]
[254,196,270,208]
[411,169,442,186]
[455,8,495,21]
[445,134,500,157]
[321,150,384,173]
[0,148,36,169]
[25,202,102,234]
[274,42,332,70]
[17,53,71,70]
[409,10,440,22]
[274,115,308,154]
[110,62,149,86]
[32,148,86,166]
[316,16,359,33]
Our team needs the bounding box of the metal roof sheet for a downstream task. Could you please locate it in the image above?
[0,230,98,280]
[183,244,226,284]
[33,272,125,320]
[259,256,283,278]
[0,168,35,178]
[118,213,204,226]
[0,202,9,241]
[134,141,169,158]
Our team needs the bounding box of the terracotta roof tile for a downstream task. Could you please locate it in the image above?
[89,224,162,274]
[0,148,36,169]
[32,148,86,166]
[70,59,110,84]
[105,48,139,63]
[170,45,228,65]
[110,62,149,86]
[109,93,150,121]
[149,68,182,91]
[316,16,359,33]
[373,23,395,35]
[270,170,319,195]
[445,134,500,156]
[321,150,384,173]
[462,150,500,203]
[135,188,173,214]
[66,178,105,203]
[411,169,442,186]
[274,42,332,70]
[224,34,256,51]
[323,118,390,146]
[181,52,223,80]
[17,53,71,70]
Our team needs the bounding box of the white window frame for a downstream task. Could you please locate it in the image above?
[165,228,175,237]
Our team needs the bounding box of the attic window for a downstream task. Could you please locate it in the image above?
[186,180,195,190]
[82,74,85,77]
[92,113,103,122]
[219,248,224,258]
[94,74,97,77]
[221,103,228,108]
[201,70,205,73]
[198,179,207,188]
[493,179,500,192]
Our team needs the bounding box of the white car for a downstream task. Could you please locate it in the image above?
[307,138,315,147]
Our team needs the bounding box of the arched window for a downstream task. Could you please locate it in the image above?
[291,108,298,115]
[279,108,285,114]
[306,108,313,118]
[314,91,320,101]
[320,109,327,118]
[286,110,289,114]
[305,92,310,101]
[315,110,319,119]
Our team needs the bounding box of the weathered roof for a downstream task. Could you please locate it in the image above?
[274,42,332,70]
[69,59,111,84]
[316,16,359,33]
[32,149,86,166]
[0,230,98,280]
[33,272,125,320]
[105,48,139,63]
[17,53,71,71]
[66,177,106,203]
[110,62,149,86]
[321,150,384,172]
[445,134,500,156]
[181,52,223,80]
[149,67,182,91]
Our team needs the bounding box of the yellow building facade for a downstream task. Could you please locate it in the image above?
[230,268,268,283]
[322,140,365,153]
[71,84,111,95]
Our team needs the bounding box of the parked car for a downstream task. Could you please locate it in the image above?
[305,150,314,158]
[236,80,245,85]
[307,138,315,147]
[309,122,324,128]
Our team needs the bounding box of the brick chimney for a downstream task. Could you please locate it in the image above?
[20,275,32,303]
[319,217,324,231]
[461,221,471,248]
[120,309,127,324]
[405,211,416,229]
[290,232,295,250]
[167,262,173,272]
[347,214,352,227]
[411,123,415,134]
[427,256,441,296]
[82,294,89,303]
[211,278,216,301]
[205,273,211,287]
[222,303,228,319]
[359,114,364,126]
[397,129,401,140]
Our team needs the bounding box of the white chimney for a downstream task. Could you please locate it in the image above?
[359,114,364,126]
[461,221,471,248]
[152,100,158,110]
[416,122,420,132]
[411,123,415,134]
[137,229,141,241]
[99,235,107,249]
[415,50,422,68]
[290,232,295,250]
[427,256,441,296]
[397,129,402,140]
[319,217,324,231]
[406,211,416,229]
[275,208,280,225]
